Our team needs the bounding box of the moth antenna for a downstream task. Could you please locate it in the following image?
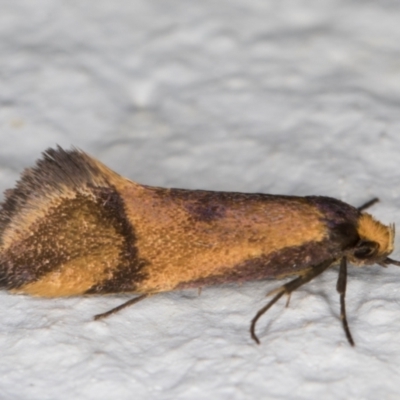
[384,257,400,267]
[357,198,379,212]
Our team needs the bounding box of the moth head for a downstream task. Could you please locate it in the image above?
[348,213,398,267]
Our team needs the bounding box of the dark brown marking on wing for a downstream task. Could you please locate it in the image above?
[175,238,350,290]
[185,201,227,223]
[166,187,294,205]
[85,187,148,294]
[0,192,113,289]
[306,196,362,252]
[0,185,149,292]
[307,196,360,231]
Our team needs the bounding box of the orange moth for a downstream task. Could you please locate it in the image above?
[0,147,398,345]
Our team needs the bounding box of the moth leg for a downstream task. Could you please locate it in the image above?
[285,293,291,308]
[357,198,379,212]
[336,257,354,346]
[94,293,150,321]
[250,259,334,344]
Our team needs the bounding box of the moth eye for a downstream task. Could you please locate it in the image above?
[353,240,378,259]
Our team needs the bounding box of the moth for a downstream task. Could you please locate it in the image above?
[0,147,398,345]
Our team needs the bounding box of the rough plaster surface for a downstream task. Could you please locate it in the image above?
[1,1,400,399]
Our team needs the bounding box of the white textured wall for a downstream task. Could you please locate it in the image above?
[1,1,400,399]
